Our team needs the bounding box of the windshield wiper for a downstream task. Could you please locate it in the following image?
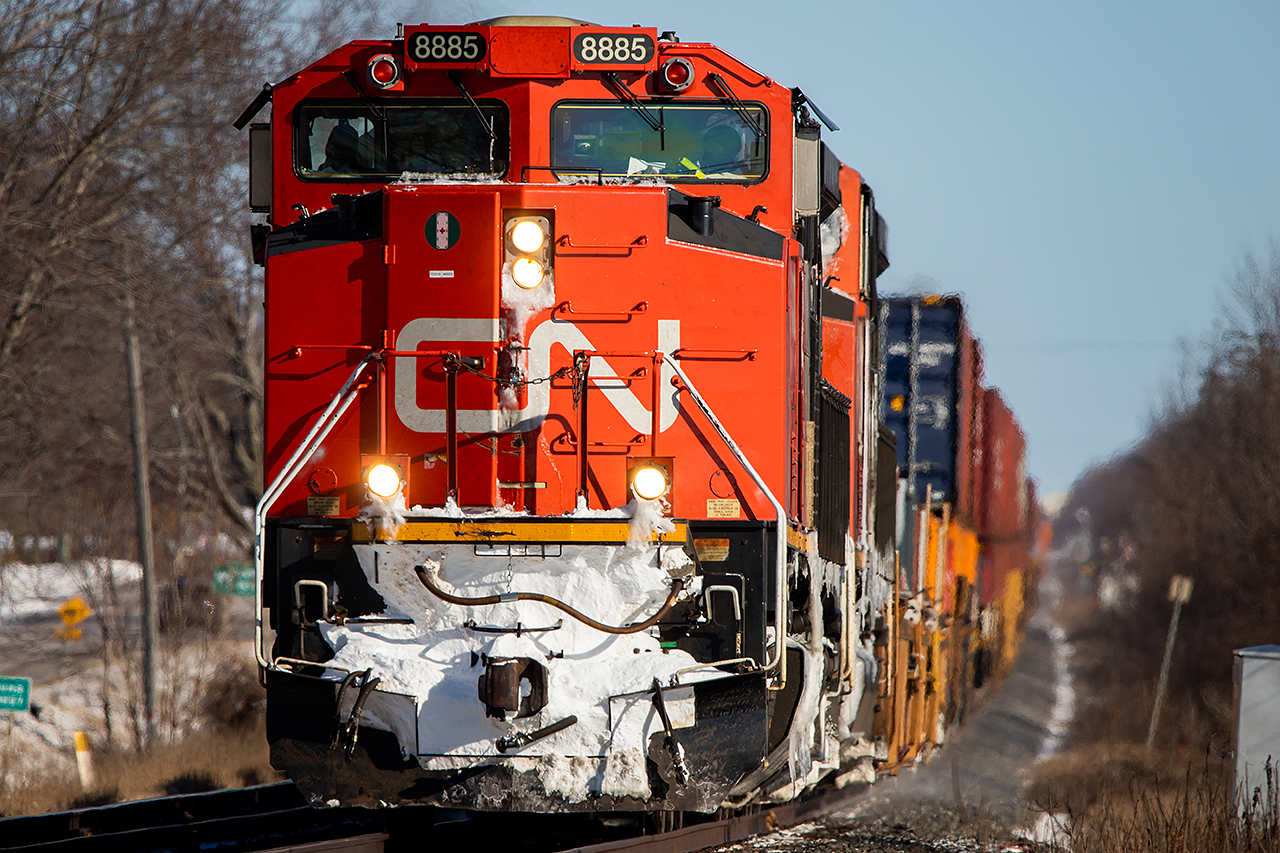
[340,70,386,123]
[602,72,664,133]
[706,74,764,139]
[448,70,497,169]
[338,70,390,167]
[448,71,497,143]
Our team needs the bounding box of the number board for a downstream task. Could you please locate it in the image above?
[402,26,658,74]
[404,28,489,69]
[569,29,658,72]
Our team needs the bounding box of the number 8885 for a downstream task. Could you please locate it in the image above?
[578,35,649,63]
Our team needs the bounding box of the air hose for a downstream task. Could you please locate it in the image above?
[413,563,685,635]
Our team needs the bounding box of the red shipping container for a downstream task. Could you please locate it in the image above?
[977,539,1029,608]
[970,386,988,532]
[976,389,1027,543]
[953,331,984,526]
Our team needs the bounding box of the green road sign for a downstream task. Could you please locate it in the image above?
[0,677,30,713]
[213,563,256,598]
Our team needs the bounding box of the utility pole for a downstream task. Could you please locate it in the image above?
[125,290,157,751]
[1146,574,1193,754]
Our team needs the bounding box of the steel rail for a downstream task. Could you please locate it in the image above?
[552,784,866,853]
[0,776,869,852]
[0,782,387,852]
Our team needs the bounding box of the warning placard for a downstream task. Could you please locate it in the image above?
[308,496,341,517]
[694,538,730,562]
[706,499,741,519]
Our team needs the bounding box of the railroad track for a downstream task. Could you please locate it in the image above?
[559,787,867,853]
[0,781,868,852]
[0,783,386,852]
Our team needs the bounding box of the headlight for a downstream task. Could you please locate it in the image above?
[366,463,402,498]
[503,213,553,295]
[511,257,545,289]
[510,220,546,253]
[631,465,669,500]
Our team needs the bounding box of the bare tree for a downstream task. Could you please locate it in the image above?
[1061,245,1280,751]
[0,0,445,761]
[0,0,375,539]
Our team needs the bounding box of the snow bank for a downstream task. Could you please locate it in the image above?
[1018,811,1072,849]
[0,560,142,619]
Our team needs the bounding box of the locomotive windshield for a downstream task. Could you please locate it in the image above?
[551,101,768,182]
[295,100,510,179]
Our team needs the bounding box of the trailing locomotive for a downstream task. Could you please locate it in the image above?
[236,15,1039,813]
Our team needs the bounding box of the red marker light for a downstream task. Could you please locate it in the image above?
[367,54,401,88]
[660,57,694,92]
[371,60,397,84]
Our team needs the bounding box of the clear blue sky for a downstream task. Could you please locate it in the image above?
[422,0,1280,498]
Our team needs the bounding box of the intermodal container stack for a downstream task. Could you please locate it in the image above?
[880,295,982,525]
[875,294,1040,763]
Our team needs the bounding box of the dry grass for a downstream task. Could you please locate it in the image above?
[1028,745,1280,852]
[1025,565,1261,850]
[1027,595,1271,851]
[96,724,281,799]
[0,722,282,816]
[0,663,282,816]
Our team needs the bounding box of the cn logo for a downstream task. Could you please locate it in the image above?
[393,318,680,434]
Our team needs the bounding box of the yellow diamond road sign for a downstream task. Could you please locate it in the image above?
[57,597,91,626]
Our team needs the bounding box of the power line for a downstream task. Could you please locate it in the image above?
[985,341,1185,353]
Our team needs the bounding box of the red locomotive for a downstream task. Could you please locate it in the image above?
[238,14,1036,813]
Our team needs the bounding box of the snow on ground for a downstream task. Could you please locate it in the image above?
[0,559,257,791]
[1038,621,1075,759]
[0,559,141,619]
[1030,559,1076,760]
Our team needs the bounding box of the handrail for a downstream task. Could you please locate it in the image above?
[555,236,649,252]
[666,358,788,686]
[570,349,664,503]
[554,432,647,450]
[670,657,760,685]
[671,348,757,361]
[288,344,374,358]
[274,656,353,673]
[254,355,376,671]
[554,300,648,320]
